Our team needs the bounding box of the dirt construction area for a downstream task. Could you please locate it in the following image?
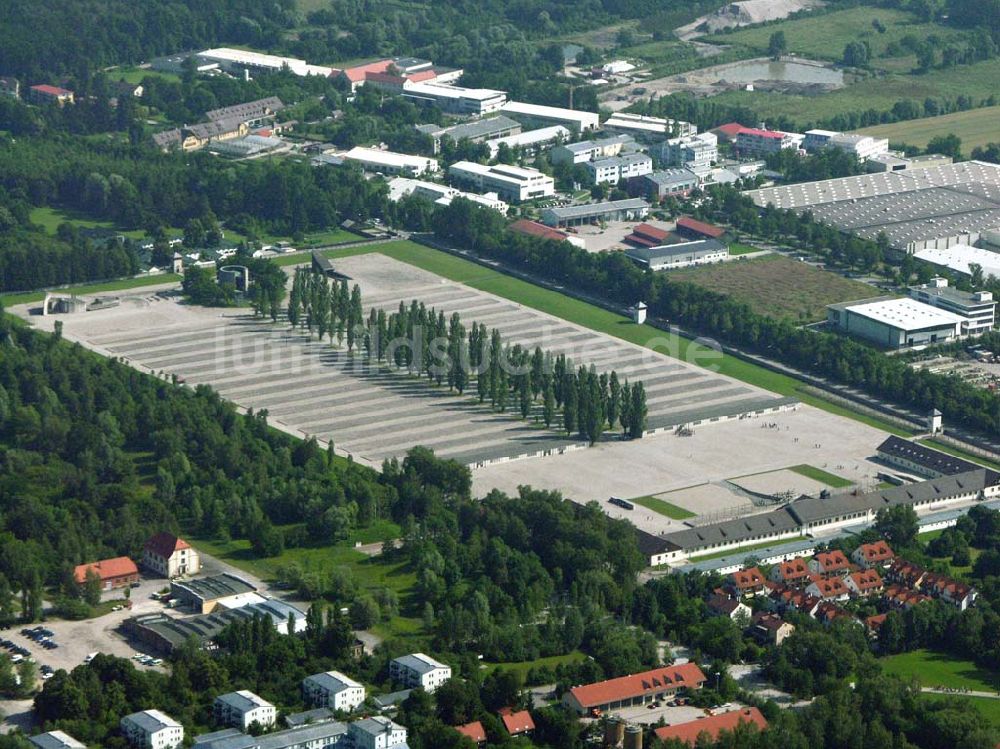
[15,253,790,469]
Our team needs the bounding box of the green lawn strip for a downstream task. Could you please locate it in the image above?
[922,439,1000,471]
[728,243,764,256]
[630,495,696,520]
[482,651,587,679]
[918,528,945,542]
[787,464,854,488]
[881,649,1000,692]
[1,273,181,307]
[689,536,808,562]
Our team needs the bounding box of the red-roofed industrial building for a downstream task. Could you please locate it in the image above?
[675,216,725,240]
[29,84,74,106]
[508,219,585,248]
[498,708,534,737]
[710,122,746,142]
[654,707,767,746]
[74,557,139,590]
[736,127,797,157]
[454,721,486,746]
[562,663,706,715]
[624,222,671,248]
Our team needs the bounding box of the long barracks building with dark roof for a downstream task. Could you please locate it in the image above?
[640,468,1000,566]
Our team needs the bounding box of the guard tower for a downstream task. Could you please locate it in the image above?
[631,301,647,325]
[928,408,943,434]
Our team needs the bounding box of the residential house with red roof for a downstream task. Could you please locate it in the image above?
[865,613,888,639]
[74,557,139,590]
[653,707,767,746]
[750,613,795,646]
[806,575,850,602]
[882,584,931,610]
[846,569,884,597]
[498,709,534,737]
[809,550,851,577]
[454,721,486,746]
[29,84,74,106]
[562,663,707,715]
[706,594,751,621]
[769,586,821,618]
[815,602,854,626]
[728,567,767,597]
[921,572,977,610]
[887,559,926,588]
[769,558,811,587]
[143,532,200,578]
[851,541,895,570]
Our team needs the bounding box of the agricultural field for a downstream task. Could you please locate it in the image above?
[859,106,1000,152]
[710,57,1000,127]
[666,254,875,322]
[707,7,965,63]
[881,649,1000,693]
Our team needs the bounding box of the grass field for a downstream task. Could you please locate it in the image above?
[728,243,764,256]
[665,254,875,322]
[482,651,586,680]
[30,206,151,239]
[710,57,1000,127]
[859,106,1000,152]
[788,463,854,488]
[112,66,180,85]
[882,649,1000,692]
[630,495,697,520]
[709,7,964,63]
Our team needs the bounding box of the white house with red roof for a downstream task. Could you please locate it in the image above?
[29,84,74,106]
[851,541,895,570]
[728,567,767,597]
[846,569,884,597]
[454,721,486,746]
[809,550,850,577]
[654,707,767,746]
[769,558,811,586]
[562,663,706,715]
[74,557,139,591]
[498,708,534,737]
[806,575,850,602]
[143,532,200,578]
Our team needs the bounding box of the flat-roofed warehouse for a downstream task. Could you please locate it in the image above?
[624,239,728,271]
[171,573,258,614]
[744,161,1000,253]
[826,296,965,349]
[540,198,649,227]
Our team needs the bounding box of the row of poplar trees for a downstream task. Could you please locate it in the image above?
[285,270,648,444]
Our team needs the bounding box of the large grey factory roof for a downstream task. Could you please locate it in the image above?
[173,573,256,601]
[544,198,649,220]
[130,599,304,650]
[744,161,1000,249]
[432,115,521,141]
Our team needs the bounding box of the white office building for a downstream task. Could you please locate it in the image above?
[302,670,366,712]
[196,48,335,77]
[387,177,509,213]
[585,153,652,185]
[121,710,184,749]
[603,113,696,142]
[500,101,600,132]
[655,132,718,171]
[402,82,507,115]
[389,653,452,692]
[803,129,889,162]
[448,161,555,202]
[28,732,86,749]
[549,135,633,165]
[341,147,438,177]
[214,690,277,731]
[348,717,408,749]
[485,125,569,158]
[909,278,996,335]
